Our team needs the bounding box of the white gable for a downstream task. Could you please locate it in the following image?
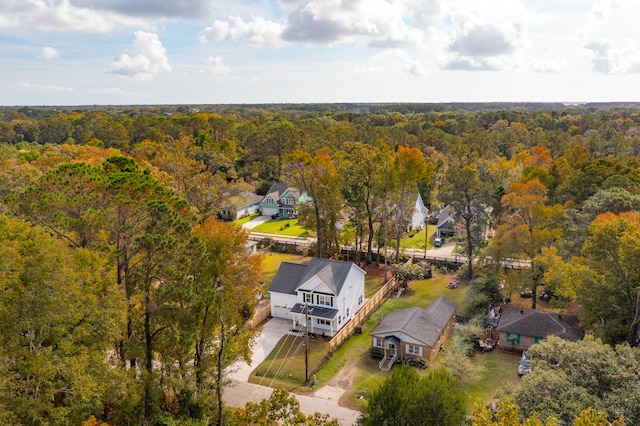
[297,277,333,295]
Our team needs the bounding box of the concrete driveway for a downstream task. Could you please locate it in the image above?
[228,317,292,381]
[242,215,271,230]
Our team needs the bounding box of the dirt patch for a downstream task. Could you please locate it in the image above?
[325,363,359,390]
[354,262,391,284]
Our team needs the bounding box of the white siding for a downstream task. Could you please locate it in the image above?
[269,292,298,319]
[336,266,366,324]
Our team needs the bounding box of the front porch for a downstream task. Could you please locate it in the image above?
[377,336,400,371]
[290,303,339,337]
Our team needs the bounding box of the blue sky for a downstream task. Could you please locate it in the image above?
[2,0,640,105]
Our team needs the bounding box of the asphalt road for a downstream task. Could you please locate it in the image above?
[224,380,360,426]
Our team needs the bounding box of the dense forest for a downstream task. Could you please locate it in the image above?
[3,103,640,424]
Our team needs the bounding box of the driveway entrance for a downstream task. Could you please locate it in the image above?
[228,317,292,381]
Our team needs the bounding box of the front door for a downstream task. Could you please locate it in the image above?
[388,343,396,356]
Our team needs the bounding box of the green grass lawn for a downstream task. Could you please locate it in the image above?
[251,262,520,414]
[400,224,436,250]
[251,218,313,237]
[249,334,330,391]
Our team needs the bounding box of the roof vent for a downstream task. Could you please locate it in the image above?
[520,310,524,314]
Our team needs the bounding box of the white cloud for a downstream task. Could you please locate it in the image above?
[448,23,522,57]
[436,0,532,71]
[529,50,568,74]
[88,87,127,95]
[578,0,640,75]
[0,0,147,33]
[202,16,285,47]
[365,49,427,77]
[585,40,640,74]
[281,0,424,47]
[442,56,497,71]
[70,0,211,20]
[17,82,74,92]
[206,56,229,74]
[111,31,171,80]
[200,20,230,43]
[41,47,60,60]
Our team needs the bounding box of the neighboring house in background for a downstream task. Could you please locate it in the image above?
[245,240,258,255]
[220,191,263,220]
[496,306,584,352]
[409,193,428,230]
[269,258,366,337]
[435,204,457,237]
[260,182,300,218]
[370,296,458,370]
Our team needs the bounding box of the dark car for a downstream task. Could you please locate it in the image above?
[539,289,555,301]
[434,237,445,247]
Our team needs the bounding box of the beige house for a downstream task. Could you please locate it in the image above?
[370,296,457,370]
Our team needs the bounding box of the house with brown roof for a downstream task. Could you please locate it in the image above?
[370,296,457,370]
[496,306,584,352]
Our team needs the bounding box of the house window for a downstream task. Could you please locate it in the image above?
[373,338,383,348]
[317,318,331,326]
[506,332,520,344]
[317,294,333,307]
[304,293,312,304]
[407,345,422,355]
[358,295,363,305]
[338,316,342,324]
[346,308,350,317]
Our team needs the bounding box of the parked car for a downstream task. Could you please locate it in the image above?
[518,359,532,377]
[539,289,555,301]
[519,288,533,298]
[434,237,445,247]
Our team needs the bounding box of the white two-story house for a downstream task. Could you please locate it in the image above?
[269,258,366,337]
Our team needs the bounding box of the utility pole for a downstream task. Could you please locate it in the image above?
[424,218,428,259]
[305,303,309,384]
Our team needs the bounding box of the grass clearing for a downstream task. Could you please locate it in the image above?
[251,218,313,237]
[252,256,520,414]
[400,224,436,250]
[249,334,329,391]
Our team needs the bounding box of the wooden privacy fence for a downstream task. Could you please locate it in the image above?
[249,301,271,329]
[328,276,399,352]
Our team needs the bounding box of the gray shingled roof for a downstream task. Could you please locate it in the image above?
[265,182,289,200]
[372,296,457,347]
[268,258,359,296]
[290,303,338,319]
[436,205,456,229]
[496,306,584,341]
[268,262,308,295]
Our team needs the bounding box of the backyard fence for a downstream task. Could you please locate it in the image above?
[249,301,271,329]
[328,276,399,352]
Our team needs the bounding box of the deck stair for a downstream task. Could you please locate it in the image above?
[379,354,397,371]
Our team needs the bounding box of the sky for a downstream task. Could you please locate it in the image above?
[2,0,640,106]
